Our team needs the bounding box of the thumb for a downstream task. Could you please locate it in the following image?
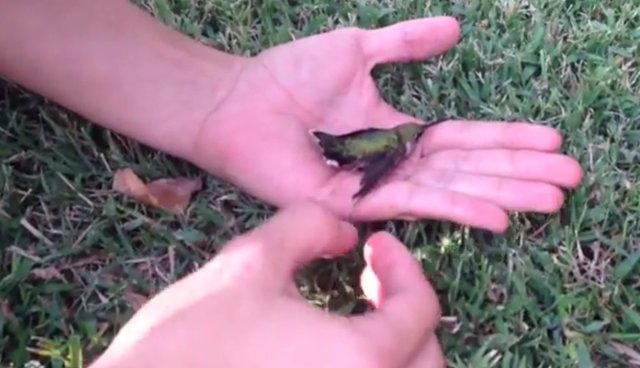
[360,16,461,67]
[354,232,441,365]
[230,202,359,279]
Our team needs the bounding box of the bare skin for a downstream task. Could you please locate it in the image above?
[89,203,446,368]
[0,1,583,233]
[0,0,243,161]
[194,19,583,230]
[0,0,584,366]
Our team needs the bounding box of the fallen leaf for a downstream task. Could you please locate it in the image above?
[610,341,640,366]
[30,266,65,281]
[112,168,202,214]
[125,288,149,311]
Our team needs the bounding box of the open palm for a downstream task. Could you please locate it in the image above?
[195,17,582,232]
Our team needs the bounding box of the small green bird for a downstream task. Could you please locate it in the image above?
[310,119,447,200]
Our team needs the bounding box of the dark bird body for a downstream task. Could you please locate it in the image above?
[310,119,446,200]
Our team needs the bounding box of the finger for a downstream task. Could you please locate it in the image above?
[406,334,447,368]
[234,202,358,277]
[351,232,441,366]
[349,180,510,233]
[412,169,566,213]
[360,16,461,67]
[419,120,565,153]
[421,149,584,188]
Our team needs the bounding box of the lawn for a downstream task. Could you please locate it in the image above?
[2,0,640,367]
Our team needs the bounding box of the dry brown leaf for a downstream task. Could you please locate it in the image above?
[125,289,149,311]
[30,266,65,281]
[112,168,202,214]
[611,341,640,366]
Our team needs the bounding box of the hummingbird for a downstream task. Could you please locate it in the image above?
[310,119,447,200]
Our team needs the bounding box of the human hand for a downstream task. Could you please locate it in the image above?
[193,16,583,232]
[90,203,444,368]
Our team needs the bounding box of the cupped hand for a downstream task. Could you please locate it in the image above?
[90,203,444,368]
[194,16,583,232]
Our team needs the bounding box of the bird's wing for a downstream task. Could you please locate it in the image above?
[352,147,404,200]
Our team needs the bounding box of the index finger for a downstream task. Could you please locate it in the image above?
[420,120,564,153]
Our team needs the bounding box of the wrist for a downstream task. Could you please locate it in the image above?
[0,0,249,163]
[134,39,249,161]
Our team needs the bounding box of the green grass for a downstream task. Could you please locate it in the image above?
[2,0,640,366]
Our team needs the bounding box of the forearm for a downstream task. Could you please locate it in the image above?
[0,0,246,160]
